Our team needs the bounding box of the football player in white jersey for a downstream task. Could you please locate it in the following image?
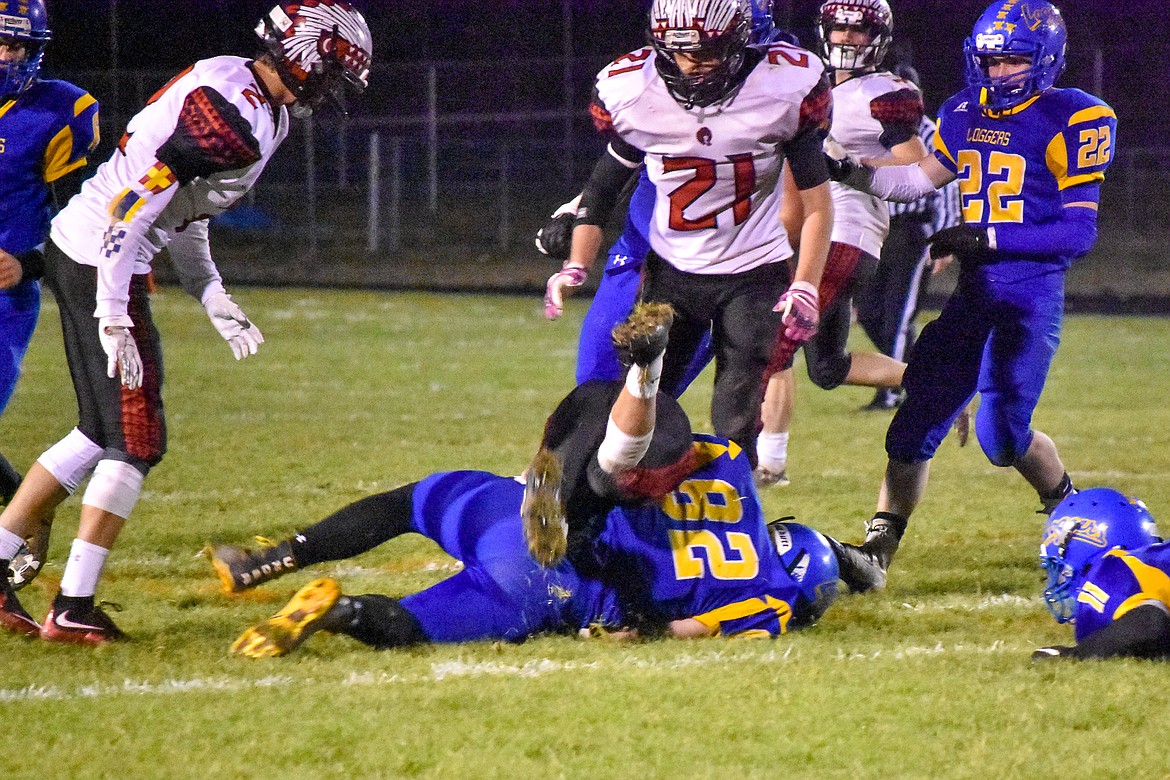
[0,1,372,644]
[545,0,834,473]
[754,0,928,487]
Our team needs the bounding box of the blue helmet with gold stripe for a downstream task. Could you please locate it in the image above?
[1040,488,1160,623]
[770,520,840,623]
[963,0,1067,110]
[0,0,51,100]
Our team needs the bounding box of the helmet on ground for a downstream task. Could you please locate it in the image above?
[1040,488,1159,623]
[0,0,51,100]
[963,0,1066,110]
[770,520,840,621]
[648,0,754,109]
[255,0,373,116]
[817,0,893,73]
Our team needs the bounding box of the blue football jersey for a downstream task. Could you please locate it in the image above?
[1073,542,1170,643]
[933,85,1116,273]
[592,435,807,637]
[0,79,99,255]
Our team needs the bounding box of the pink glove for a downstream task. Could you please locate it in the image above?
[774,281,820,344]
[543,265,588,320]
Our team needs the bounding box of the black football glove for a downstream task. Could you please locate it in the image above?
[824,152,860,184]
[534,213,575,261]
[927,225,993,264]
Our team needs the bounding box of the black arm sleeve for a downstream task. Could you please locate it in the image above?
[293,482,419,566]
[15,248,45,281]
[784,126,831,191]
[577,139,642,228]
[1070,604,1170,660]
[49,166,88,209]
[156,87,262,185]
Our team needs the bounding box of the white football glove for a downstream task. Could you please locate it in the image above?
[98,314,143,390]
[204,292,264,360]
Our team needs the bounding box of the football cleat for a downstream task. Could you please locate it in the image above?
[753,466,790,489]
[828,538,887,593]
[9,518,53,591]
[231,577,343,658]
[612,303,674,368]
[207,537,298,593]
[521,447,567,567]
[860,514,906,572]
[0,569,40,637]
[40,598,125,645]
[860,388,903,412]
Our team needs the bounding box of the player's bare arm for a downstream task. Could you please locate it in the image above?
[544,139,642,319]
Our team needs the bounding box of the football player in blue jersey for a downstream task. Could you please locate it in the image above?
[826,1,1117,591]
[0,0,100,593]
[538,0,790,389]
[220,306,855,657]
[1033,488,1170,661]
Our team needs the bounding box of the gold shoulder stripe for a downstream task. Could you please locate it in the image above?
[1068,105,1116,126]
[933,116,956,166]
[74,92,98,117]
[1111,552,1170,622]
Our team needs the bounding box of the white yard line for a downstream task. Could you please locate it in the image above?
[0,639,1029,703]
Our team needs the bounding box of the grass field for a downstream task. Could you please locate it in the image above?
[4,288,1170,779]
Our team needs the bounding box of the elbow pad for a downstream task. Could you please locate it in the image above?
[870,163,937,203]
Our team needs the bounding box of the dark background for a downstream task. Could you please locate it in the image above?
[42,1,1170,138]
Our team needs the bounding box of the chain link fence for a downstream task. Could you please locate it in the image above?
[56,58,1170,300]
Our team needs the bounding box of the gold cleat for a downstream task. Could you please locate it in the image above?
[521,446,567,567]
[231,577,342,658]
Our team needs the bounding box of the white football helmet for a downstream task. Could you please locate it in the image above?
[648,0,754,109]
[817,0,893,73]
[256,0,373,116]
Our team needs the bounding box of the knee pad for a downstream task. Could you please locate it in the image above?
[806,350,851,390]
[37,428,104,493]
[974,406,1029,467]
[80,458,146,519]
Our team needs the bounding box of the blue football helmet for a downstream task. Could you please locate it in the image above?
[748,0,776,45]
[769,520,840,622]
[0,0,50,100]
[648,0,754,109]
[1040,488,1160,623]
[964,0,1067,110]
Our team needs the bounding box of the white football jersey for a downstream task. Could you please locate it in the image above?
[51,56,289,318]
[593,42,829,275]
[827,71,922,257]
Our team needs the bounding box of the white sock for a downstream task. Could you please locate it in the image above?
[59,539,111,598]
[0,526,24,561]
[597,417,655,474]
[625,354,663,399]
[756,431,789,472]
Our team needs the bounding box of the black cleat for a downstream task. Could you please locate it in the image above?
[522,447,567,567]
[612,303,674,368]
[860,514,907,572]
[0,567,40,637]
[207,538,299,593]
[828,538,887,593]
[9,517,53,591]
[860,388,904,412]
[40,597,125,645]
